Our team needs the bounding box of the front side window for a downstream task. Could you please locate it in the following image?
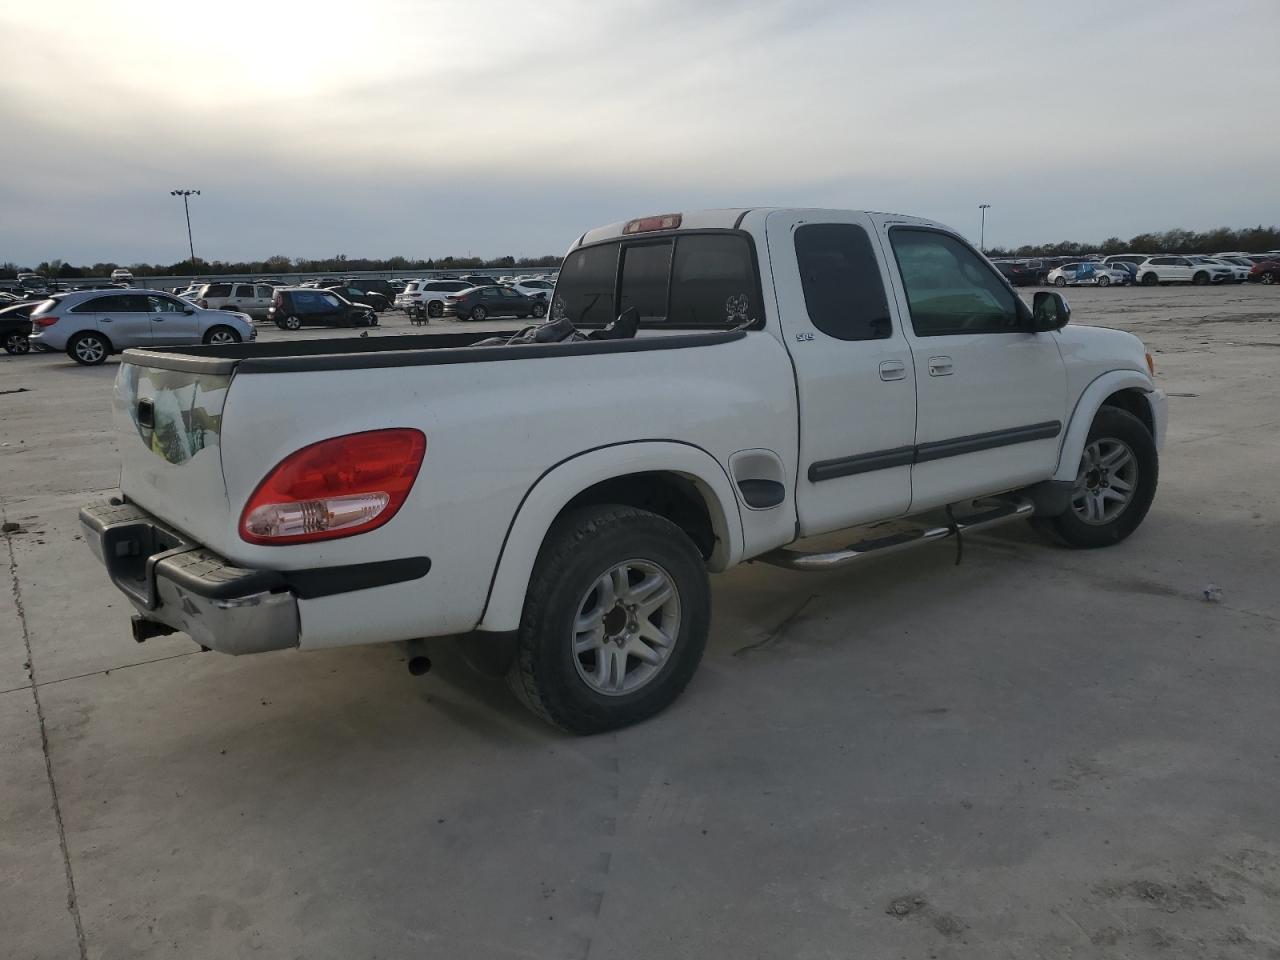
[256,286,273,298]
[322,294,342,308]
[889,228,1020,337]
[794,223,891,341]
[148,295,186,313]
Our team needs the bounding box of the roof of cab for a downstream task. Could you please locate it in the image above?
[571,207,942,249]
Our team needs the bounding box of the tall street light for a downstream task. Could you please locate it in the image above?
[978,203,991,253]
[170,189,201,275]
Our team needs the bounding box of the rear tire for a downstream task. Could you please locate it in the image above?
[427,300,444,318]
[507,505,711,734]
[1261,273,1275,285]
[532,302,547,318]
[283,316,302,331]
[202,326,241,345]
[68,331,110,366]
[4,333,30,355]
[1054,277,1067,288]
[470,305,487,321]
[1097,275,1111,287]
[1034,407,1157,549]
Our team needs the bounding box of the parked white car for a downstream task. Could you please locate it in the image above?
[29,288,255,365]
[1190,256,1248,282]
[510,278,556,300]
[82,207,1166,732]
[394,279,474,318]
[196,281,277,319]
[1135,256,1234,286]
[1046,262,1129,287]
[111,268,134,284]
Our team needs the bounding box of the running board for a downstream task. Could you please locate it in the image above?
[760,499,1035,572]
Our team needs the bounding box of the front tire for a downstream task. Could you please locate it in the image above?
[1141,272,1158,286]
[1035,407,1157,549]
[1097,275,1111,287]
[1192,271,1209,286]
[202,326,241,345]
[507,505,711,734]
[68,331,109,365]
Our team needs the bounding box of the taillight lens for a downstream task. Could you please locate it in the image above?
[446,295,460,301]
[239,429,426,545]
[33,315,59,327]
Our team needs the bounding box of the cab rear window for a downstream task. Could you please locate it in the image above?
[554,232,760,328]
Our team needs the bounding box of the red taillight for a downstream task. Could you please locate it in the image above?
[623,213,682,234]
[33,314,59,327]
[446,295,460,301]
[239,429,426,545]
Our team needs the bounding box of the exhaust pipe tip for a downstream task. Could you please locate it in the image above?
[407,656,432,676]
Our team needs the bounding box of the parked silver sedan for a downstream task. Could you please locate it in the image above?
[28,289,256,365]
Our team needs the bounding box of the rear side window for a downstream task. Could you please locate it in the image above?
[255,286,273,298]
[793,223,891,341]
[205,283,233,297]
[74,296,122,312]
[889,228,1019,337]
[618,242,672,320]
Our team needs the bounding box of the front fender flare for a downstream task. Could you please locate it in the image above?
[1054,370,1160,482]
[476,441,744,634]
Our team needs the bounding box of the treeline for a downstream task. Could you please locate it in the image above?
[0,253,565,280]
[987,225,1280,259]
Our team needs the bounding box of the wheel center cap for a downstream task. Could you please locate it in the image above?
[603,605,628,637]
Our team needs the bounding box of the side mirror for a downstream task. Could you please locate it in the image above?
[1032,291,1070,332]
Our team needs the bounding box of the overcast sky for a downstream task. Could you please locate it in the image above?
[2,0,1277,267]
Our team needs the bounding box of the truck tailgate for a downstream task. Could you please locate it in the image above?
[114,354,234,547]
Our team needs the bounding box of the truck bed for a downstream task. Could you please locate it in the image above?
[121,328,746,374]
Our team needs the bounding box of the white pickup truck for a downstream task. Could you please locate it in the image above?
[82,208,1167,733]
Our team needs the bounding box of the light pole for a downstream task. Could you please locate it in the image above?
[978,203,991,253]
[170,189,201,275]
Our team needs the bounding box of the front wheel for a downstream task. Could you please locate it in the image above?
[1097,275,1111,287]
[507,505,711,734]
[4,333,30,355]
[203,326,241,345]
[1141,272,1159,286]
[1192,271,1209,286]
[1034,407,1157,549]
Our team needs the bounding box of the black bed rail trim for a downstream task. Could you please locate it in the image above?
[121,329,746,374]
[809,420,1062,483]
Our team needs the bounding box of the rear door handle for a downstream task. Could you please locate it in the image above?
[879,360,907,381]
[928,356,954,376]
[101,317,113,323]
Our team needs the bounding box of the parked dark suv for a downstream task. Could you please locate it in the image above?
[268,288,377,330]
[324,284,391,312]
[446,285,547,321]
[1,300,37,354]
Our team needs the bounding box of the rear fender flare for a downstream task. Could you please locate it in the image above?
[1054,370,1158,482]
[477,441,744,633]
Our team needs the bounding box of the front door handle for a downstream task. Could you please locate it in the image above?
[879,360,907,381]
[100,317,113,323]
[928,356,954,377]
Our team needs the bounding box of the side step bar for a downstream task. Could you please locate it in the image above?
[759,499,1034,572]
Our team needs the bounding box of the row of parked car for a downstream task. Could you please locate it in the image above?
[994,252,1280,288]
[0,272,565,360]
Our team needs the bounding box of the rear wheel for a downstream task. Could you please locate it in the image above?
[283,316,302,331]
[1262,273,1275,285]
[507,505,711,734]
[68,331,109,366]
[427,300,444,318]
[532,302,547,318]
[1097,275,1111,287]
[4,333,30,355]
[1034,407,1157,549]
[1054,277,1067,287]
[202,326,241,345]
[470,305,487,321]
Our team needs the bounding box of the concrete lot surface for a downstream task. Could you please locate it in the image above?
[2,288,1279,959]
